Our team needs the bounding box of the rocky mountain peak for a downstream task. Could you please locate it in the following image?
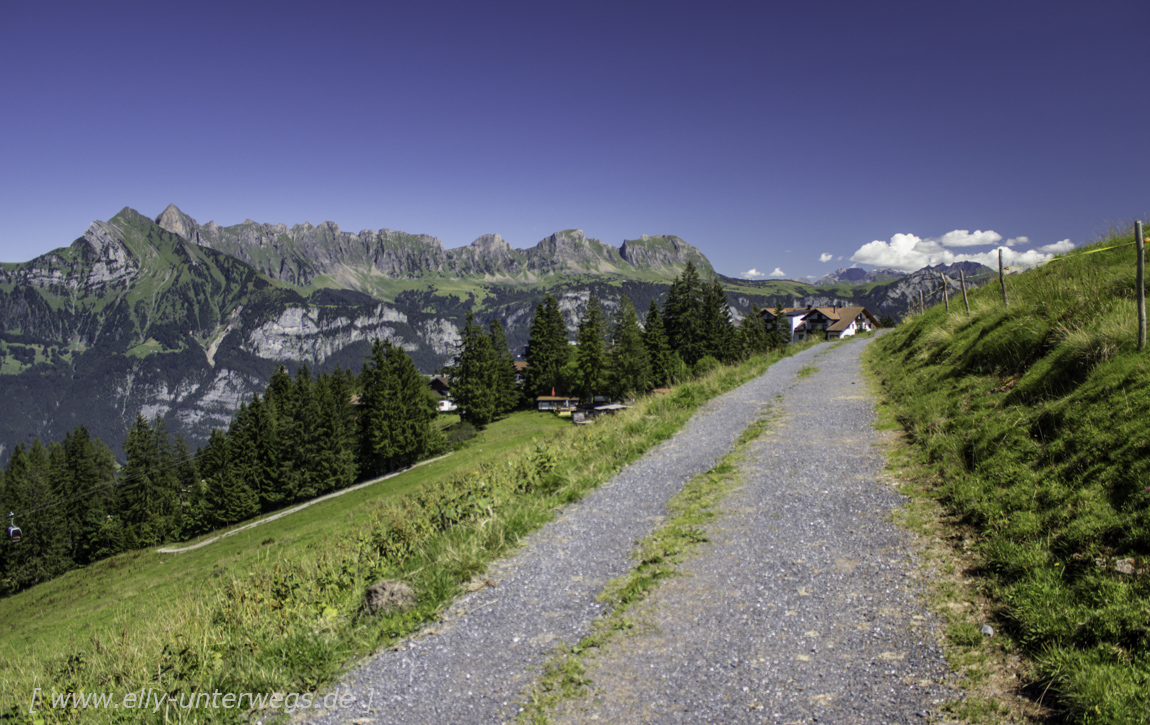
[156,204,200,241]
[468,233,509,253]
[816,267,905,285]
[619,235,711,273]
[146,204,714,288]
[72,220,139,289]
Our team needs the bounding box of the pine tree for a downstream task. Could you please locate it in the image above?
[663,262,706,365]
[524,295,570,399]
[0,442,71,593]
[250,395,284,511]
[488,319,519,415]
[56,426,117,565]
[265,365,295,416]
[769,303,790,348]
[279,365,321,501]
[316,368,359,492]
[118,415,181,547]
[643,300,673,387]
[702,277,738,363]
[385,341,437,467]
[202,428,258,525]
[739,304,770,357]
[608,296,651,398]
[360,339,437,476]
[575,296,608,401]
[450,314,501,427]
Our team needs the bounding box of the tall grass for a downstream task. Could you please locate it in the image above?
[0,349,792,724]
[867,226,1150,724]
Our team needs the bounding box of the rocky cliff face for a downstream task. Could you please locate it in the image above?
[155,205,712,291]
[0,218,142,295]
[1,204,966,464]
[620,235,713,273]
[816,266,904,285]
[0,208,463,462]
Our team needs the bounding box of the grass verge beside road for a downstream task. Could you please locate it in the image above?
[0,349,795,724]
[864,226,1150,724]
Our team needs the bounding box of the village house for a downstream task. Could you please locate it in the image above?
[535,394,578,413]
[761,305,880,343]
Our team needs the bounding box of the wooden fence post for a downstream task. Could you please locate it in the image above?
[999,249,1008,307]
[1138,220,1146,351]
[938,272,950,313]
[960,268,970,313]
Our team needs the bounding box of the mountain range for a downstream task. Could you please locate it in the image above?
[0,206,993,462]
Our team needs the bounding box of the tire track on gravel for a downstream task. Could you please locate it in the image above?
[547,336,959,724]
[297,345,828,725]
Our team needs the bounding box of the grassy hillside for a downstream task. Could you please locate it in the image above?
[0,350,790,724]
[865,225,1150,724]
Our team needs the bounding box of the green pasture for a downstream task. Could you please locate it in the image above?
[866,224,1150,724]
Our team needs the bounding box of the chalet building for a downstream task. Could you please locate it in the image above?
[535,395,578,412]
[429,376,451,397]
[761,305,880,343]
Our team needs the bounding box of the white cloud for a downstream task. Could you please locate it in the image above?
[742,268,767,278]
[850,232,1072,272]
[768,267,787,278]
[819,253,834,263]
[851,233,941,271]
[1037,239,1075,254]
[1005,236,1029,247]
[963,247,1054,269]
[936,229,1003,247]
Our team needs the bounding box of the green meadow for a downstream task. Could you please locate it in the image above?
[866,225,1150,724]
[0,351,789,724]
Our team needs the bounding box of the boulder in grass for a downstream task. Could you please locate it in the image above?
[362,579,416,616]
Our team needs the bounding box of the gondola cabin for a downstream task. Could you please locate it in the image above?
[6,513,20,543]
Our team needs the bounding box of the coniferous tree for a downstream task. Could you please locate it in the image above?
[384,341,437,467]
[524,295,570,399]
[279,365,321,501]
[265,365,295,417]
[360,339,437,475]
[316,368,359,492]
[170,434,199,533]
[250,395,284,511]
[56,426,117,565]
[119,415,181,547]
[739,304,770,357]
[643,300,673,387]
[0,442,70,593]
[768,303,790,348]
[575,296,608,401]
[202,428,259,525]
[702,277,738,362]
[663,262,706,365]
[488,319,519,415]
[450,314,501,427]
[608,296,651,398]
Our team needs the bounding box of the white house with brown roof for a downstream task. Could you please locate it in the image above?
[761,305,880,343]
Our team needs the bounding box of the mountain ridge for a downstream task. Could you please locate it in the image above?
[154,204,714,296]
[0,205,991,463]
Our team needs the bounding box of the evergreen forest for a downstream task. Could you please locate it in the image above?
[0,263,782,596]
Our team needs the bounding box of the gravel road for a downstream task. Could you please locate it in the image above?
[297,336,957,725]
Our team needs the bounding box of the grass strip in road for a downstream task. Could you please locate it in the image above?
[516,414,776,724]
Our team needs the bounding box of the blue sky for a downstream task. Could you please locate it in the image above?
[2,0,1146,280]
